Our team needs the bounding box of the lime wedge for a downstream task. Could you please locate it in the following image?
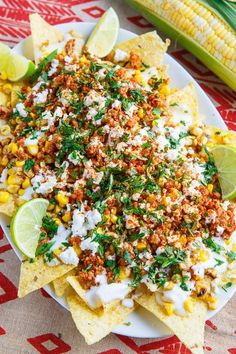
[86,7,119,57]
[6,53,35,82]
[0,43,11,71]
[211,145,236,200]
[10,198,49,258]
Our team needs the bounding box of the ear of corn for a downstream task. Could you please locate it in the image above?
[126,0,236,91]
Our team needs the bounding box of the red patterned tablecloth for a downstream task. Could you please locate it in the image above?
[0,1,235,353]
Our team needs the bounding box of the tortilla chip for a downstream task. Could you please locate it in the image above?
[135,291,207,354]
[114,31,169,67]
[29,13,64,64]
[18,256,75,298]
[0,194,16,217]
[67,290,135,344]
[53,269,76,297]
[167,83,200,123]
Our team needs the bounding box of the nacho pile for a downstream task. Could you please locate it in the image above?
[0,13,236,352]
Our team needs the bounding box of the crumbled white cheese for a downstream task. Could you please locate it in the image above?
[80,237,99,255]
[48,59,59,77]
[24,130,44,146]
[122,298,134,308]
[71,208,102,237]
[33,89,48,104]
[15,103,28,118]
[46,258,60,267]
[114,49,128,62]
[156,135,170,151]
[59,247,79,265]
[31,170,57,194]
[112,99,121,109]
[216,225,225,236]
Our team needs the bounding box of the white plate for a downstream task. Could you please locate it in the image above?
[1,22,235,339]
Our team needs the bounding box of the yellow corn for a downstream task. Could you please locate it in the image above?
[207,295,218,310]
[137,241,146,251]
[22,178,30,189]
[2,83,12,94]
[135,69,141,75]
[0,156,9,166]
[53,217,61,225]
[163,302,174,316]
[207,184,213,192]
[138,108,144,118]
[30,112,36,119]
[0,124,11,136]
[47,203,55,211]
[8,142,18,154]
[159,85,170,95]
[15,160,25,167]
[53,248,62,256]
[54,205,61,214]
[7,175,21,185]
[199,249,209,262]
[111,214,117,223]
[79,55,89,65]
[74,245,82,256]
[18,189,25,196]
[119,268,127,280]
[55,193,69,207]
[230,243,236,252]
[27,145,38,156]
[184,298,193,312]
[0,191,10,203]
[62,211,71,222]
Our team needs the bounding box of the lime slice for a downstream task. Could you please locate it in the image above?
[211,145,236,200]
[0,43,11,71]
[6,52,35,82]
[86,7,119,57]
[10,198,49,258]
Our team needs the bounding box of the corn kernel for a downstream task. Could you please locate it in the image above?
[22,178,30,189]
[232,243,236,252]
[0,124,11,136]
[138,108,144,118]
[2,83,12,94]
[199,250,209,262]
[119,268,127,281]
[207,296,218,310]
[7,175,21,185]
[0,191,10,203]
[0,156,8,166]
[137,241,146,251]
[0,71,7,80]
[160,85,170,96]
[54,205,61,214]
[62,211,71,222]
[8,142,18,154]
[53,248,62,256]
[55,193,69,207]
[27,145,38,156]
[110,214,117,223]
[18,189,25,196]
[15,160,25,167]
[53,217,61,225]
[74,245,82,256]
[30,112,36,118]
[47,203,55,211]
[184,298,193,312]
[207,184,213,192]
[164,281,174,291]
[135,70,141,75]
[163,302,174,316]
[7,185,20,193]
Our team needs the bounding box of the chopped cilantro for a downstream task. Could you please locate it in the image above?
[130,266,142,288]
[214,258,224,266]
[130,232,145,242]
[124,249,132,265]
[35,242,55,256]
[202,238,223,254]
[154,247,186,269]
[105,259,120,279]
[16,91,26,100]
[152,107,161,116]
[24,159,35,172]
[226,250,236,261]
[42,215,58,238]
[30,50,57,83]
[222,282,232,292]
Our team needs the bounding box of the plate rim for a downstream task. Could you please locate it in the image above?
[2,21,234,339]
